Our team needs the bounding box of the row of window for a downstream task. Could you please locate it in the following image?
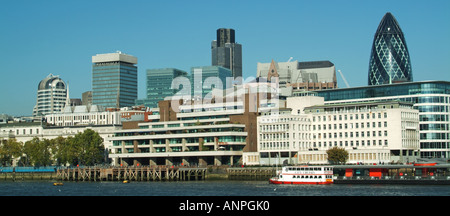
[420,142,450,149]
[10,128,40,135]
[310,140,389,148]
[314,130,389,139]
[259,139,390,149]
[260,129,391,142]
[282,175,332,179]
[419,124,449,131]
[312,112,388,122]
[259,121,390,132]
[416,105,448,113]
[286,167,332,171]
[113,136,246,146]
[312,121,388,130]
[49,114,113,121]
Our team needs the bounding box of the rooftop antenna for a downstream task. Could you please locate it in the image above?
[338,70,350,88]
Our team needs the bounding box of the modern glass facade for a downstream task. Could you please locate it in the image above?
[191,66,232,99]
[316,81,450,159]
[211,28,242,79]
[92,53,137,108]
[135,68,188,108]
[368,12,413,85]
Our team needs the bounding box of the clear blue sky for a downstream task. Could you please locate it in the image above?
[1,0,449,116]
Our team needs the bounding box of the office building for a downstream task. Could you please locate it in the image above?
[256,60,337,90]
[32,74,68,117]
[92,51,138,108]
[45,105,121,126]
[252,96,419,166]
[316,81,450,159]
[135,68,188,108]
[107,90,273,166]
[191,66,232,99]
[211,28,242,78]
[82,91,93,106]
[368,12,413,85]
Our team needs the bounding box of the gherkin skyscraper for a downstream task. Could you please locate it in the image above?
[368,12,412,85]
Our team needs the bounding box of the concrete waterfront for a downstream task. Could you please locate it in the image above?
[0,172,56,181]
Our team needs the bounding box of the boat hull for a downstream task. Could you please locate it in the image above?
[269,178,333,185]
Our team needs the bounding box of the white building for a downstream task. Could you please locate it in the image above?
[33,74,68,117]
[0,122,120,166]
[252,96,420,166]
[45,105,121,126]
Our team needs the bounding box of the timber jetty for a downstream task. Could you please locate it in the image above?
[55,166,207,181]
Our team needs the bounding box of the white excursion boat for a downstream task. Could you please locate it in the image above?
[269,166,334,184]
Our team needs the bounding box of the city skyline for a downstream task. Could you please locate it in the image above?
[1,0,449,116]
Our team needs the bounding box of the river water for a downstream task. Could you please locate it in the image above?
[1,180,449,196]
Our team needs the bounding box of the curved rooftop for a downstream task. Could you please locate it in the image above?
[368,12,412,85]
[38,74,66,90]
[375,12,403,35]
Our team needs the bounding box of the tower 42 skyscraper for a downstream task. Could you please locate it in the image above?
[368,12,413,85]
[211,28,242,79]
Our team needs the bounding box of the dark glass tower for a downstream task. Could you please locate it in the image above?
[368,12,412,85]
[211,28,242,79]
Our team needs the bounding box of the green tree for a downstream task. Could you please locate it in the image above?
[326,147,349,165]
[0,138,23,166]
[52,136,71,166]
[23,137,53,166]
[72,129,105,166]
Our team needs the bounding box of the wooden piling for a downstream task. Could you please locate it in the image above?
[55,166,207,182]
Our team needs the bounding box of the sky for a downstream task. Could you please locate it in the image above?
[1,0,449,116]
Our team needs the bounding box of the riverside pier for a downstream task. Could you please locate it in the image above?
[1,163,450,184]
[55,166,207,181]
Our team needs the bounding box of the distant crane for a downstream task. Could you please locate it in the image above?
[338,70,350,88]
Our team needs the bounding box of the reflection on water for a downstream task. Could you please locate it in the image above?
[1,180,449,196]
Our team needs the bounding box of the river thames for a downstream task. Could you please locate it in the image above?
[1,180,449,196]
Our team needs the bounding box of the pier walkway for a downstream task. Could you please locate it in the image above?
[56,166,206,182]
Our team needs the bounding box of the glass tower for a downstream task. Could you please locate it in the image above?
[368,12,412,85]
[191,66,232,99]
[92,52,137,108]
[211,28,242,79]
[135,68,188,108]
